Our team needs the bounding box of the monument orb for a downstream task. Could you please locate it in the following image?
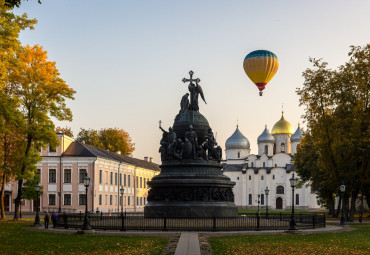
[144,71,238,218]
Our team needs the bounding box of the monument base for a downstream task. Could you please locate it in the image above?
[144,201,238,218]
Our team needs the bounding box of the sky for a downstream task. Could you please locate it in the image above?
[13,0,370,163]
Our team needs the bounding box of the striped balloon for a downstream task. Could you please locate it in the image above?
[243,50,279,96]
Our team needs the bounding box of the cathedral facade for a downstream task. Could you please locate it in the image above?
[222,113,320,210]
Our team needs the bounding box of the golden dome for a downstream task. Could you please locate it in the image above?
[271,112,294,134]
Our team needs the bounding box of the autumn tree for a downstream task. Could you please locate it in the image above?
[295,44,370,221]
[56,126,74,138]
[76,128,135,155]
[9,45,76,220]
[0,3,36,219]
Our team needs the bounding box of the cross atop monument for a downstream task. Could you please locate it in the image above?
[182,70,200,85]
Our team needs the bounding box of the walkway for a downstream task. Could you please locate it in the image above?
[175,232,201,255]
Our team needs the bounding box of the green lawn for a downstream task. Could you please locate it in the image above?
[209,224,370,255]
[0,220,168,255]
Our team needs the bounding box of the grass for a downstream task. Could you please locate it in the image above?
[0,219,169,255]
[209,224,370,255]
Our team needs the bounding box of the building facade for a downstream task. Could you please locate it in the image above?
[222,113,320,210]
[4,133,160,213]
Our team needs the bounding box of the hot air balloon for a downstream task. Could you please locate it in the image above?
[243,50,279,96]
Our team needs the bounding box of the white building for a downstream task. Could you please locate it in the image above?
[222,113,320,210]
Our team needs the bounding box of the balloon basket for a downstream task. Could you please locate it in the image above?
[259,92,263,96]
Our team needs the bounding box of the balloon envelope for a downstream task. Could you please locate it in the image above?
[243,50,279,94]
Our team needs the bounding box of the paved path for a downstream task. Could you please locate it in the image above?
[175,232,200,255]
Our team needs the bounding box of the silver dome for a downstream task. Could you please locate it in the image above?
[225,126,250,150]
[291,124,303,142]
[257,125,274,143]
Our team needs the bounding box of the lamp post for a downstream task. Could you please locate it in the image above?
[82,176,91,230]
[120,188,125,216]
[339,184,346,226]
[257,194,260,215]
[265,187,269,219]
[34,184,41,226]
[289,173,297,230]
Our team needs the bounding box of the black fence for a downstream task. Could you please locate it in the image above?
[56,212,325,231]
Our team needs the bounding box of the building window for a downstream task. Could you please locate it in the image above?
[136,196,139,206]
[144,178,146,188]
[79,194,87,205]
[261,194,264,205]
[64,169,71,183]
[263,162,265,168]
[49,169,56,183]
[119,173,122,186]
[128,175,131,187]
[276,185,284,194]
[36,169,41,183]
[64,194,71,205]
[251,162,254,167]
[144,197,146,205]
[140,177,142,188]
[115,173,118,185]
[105,195,108,205]
[49,145,56,152]
[110,172,113,185]
[99,170,103,184]
[128,196,130,206]
[273,175,275,180]
[237,151,240,158]
[275,164,277,167]
[124,174,127,186]
[249,175,251,180]
[99,194,102,205]
[261,176,264,180]
[115,195,117,205]
[296,194,299,205]
[140,197,142,206]
[49,194,56,205]
[105,172,108,184]
[264,145,268,154]
[281,143,285,153]
[120,195,123,206]
[110,195,113,205]
[79,169,87,183]
[248,194,252,205]
[237,177,239,180]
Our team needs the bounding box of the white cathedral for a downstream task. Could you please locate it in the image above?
[222,113,320,210]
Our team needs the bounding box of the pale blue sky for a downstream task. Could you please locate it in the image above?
[14,1,370,163]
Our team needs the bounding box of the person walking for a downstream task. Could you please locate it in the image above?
[51,211,58,228]
[44,212,50,229]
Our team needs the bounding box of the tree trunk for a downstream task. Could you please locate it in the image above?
[328,195,335,216]
[335,196,342,218]
[349,190,358,222]
[0,174,6,219]
[13,135,32,220]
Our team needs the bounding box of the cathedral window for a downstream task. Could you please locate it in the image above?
[261,194,264,205]
[276,185,284,194]
[273,175,275,180]
[263,162,265,168]
[237,151,240,158]
[248,175,251,180]
[251,162,254,167]
[237,177,239,180]
[281,143,285,153]
[261,176,264,180]
[248,194,252,205]
[264,145,268,154]
[296,194,299,205]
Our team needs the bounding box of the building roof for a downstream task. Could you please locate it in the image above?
[257,125,275,143]
[62,142,160,171]
[291,124,303,142]
[225,126,250,150]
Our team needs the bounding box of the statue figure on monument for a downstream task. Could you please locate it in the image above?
[159,121,178,159]
[184,124,198,159]
[182,71,206,111]
[203,128,218,160]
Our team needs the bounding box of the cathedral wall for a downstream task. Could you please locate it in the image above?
[273,134,292,154]
[225,149,250,160]
[257,143,274,157]
[291,141,299,155]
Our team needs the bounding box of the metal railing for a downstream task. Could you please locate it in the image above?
[56,212,325,231]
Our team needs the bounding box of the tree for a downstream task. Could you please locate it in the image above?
[76,128,135,155]
[4,0,41,8]
[10,44,76,220]
[56,126,74,138]
[295,45,370,221]
[0,3,36,219]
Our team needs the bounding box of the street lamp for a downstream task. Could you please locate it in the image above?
[120,188,125,216]
[289,173,297,230]
[33,184,41,226]
[82,176,91,230]
[257,194,260,215]
[265,187,270,219]
[339,184,346,226]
